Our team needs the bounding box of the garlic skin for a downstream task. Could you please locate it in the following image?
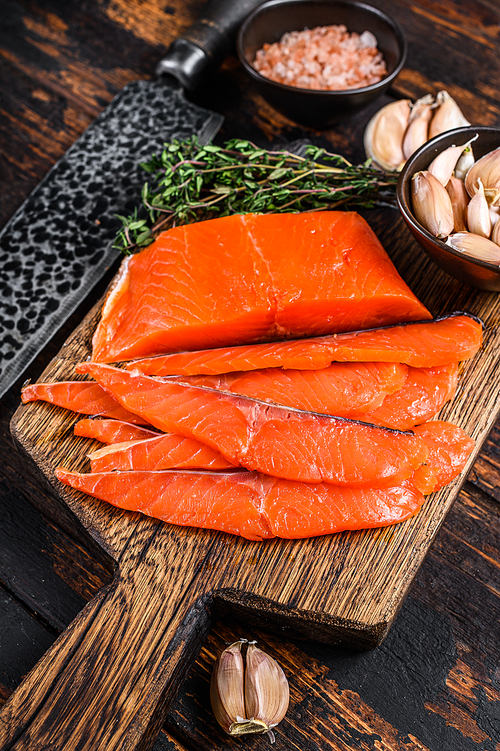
[402,94,434,161]
[467,178,492,237]
[364,99,411,171]
[446,176,469,232]
[447,232,500,264]
[428,90,470,139]
[411,170,455,238]
[210,640,289,738]
[465,146,500,205]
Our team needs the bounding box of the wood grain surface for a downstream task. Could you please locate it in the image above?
[1,0,500,750]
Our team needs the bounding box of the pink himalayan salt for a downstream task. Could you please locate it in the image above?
[252,24,387,91]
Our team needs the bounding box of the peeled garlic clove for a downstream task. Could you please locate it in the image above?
[465,146,500,205]
[446,176,469,232]
[467,178,492,237]
[447,231,500,264]
[210,641,247,735]
[364,99,411,171]
[402,94,435,160]
[428,139,476,187]
[412,170,455,238]
[454,143,476,181]
[428,90,470,139]
[245,642,290,730]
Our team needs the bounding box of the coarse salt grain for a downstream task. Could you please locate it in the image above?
[252,24,387,91]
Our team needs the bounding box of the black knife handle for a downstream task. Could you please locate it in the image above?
[156,0,265,89]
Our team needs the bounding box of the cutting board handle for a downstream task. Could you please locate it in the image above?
[0,528,217,751]
[156,0,265,88]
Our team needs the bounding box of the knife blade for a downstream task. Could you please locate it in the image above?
[0,0,264,400]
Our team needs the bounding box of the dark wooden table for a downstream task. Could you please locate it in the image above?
[1,1,500,749]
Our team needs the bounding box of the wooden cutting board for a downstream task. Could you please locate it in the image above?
[3,209,500,751]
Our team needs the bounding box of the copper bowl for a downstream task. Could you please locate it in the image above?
[397,126,500,292]
[236,0,406,128]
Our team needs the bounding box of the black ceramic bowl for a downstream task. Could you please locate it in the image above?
[236,0,406,128]
[397,126,500,292]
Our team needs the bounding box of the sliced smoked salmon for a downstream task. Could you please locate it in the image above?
[412,421,475,494]
[352,363,458,430]
[74,419,160,444]
[171,362,409,418]
[55,467,424,541]
[76,362,429,487]
[88,433,237,472]
[128,313,482,376]
[92,212,431,363]
[21,381,149,424]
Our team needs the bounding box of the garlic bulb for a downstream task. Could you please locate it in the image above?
[363,99,411,171]
[210,640,289,739]
[411,170,455,238]
[428,90,470,139]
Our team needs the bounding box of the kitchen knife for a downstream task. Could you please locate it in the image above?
[0,0,265,401]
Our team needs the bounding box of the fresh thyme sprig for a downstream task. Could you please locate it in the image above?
[113,137,398,254]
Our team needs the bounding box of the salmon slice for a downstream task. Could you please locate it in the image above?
[171,362,409,417]
[55,468,424,541]
[353,363,458,430]
[76,362,429,487]
[92,212,431,362]
[128,313,482,376]
[74,419,161,444]
[21,381,148,424]
[88,433,237,472]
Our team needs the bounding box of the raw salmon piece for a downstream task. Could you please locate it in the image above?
[21,381,148,424]
[412,421,475,494]
[55,468,424,541]
[74,419,161,444]
[92,212,431,362]
[352,363,458,430]
[88,433,237,472]
[173,362,408,417]
[76,362,429,487]
[128,313,482,376]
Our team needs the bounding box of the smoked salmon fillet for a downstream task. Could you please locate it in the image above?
[76,362,429,488]
[21,381,149,424]
[88,432,237,472]
[55,468,424,541]
[92,212,431,363]
[127,313,482,376]
[168,362,457,429]
[56,413,474,541]
[168,362,409,418]
[74,419,160,444]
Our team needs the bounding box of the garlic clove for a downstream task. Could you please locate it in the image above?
[411,170,455,238]
[490,209,500,244]
[464,146,500,205]
[210,640,289,738]
[446,176,469,232]
[244,642,290,729]
[402,94,435,160]
[447,231,500,264]
[454,141,476,181]
[467,178,492,237]
[210,641,247,735]
[364,99,411,172]
[428,90,470,139]
[428,139,476,187]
